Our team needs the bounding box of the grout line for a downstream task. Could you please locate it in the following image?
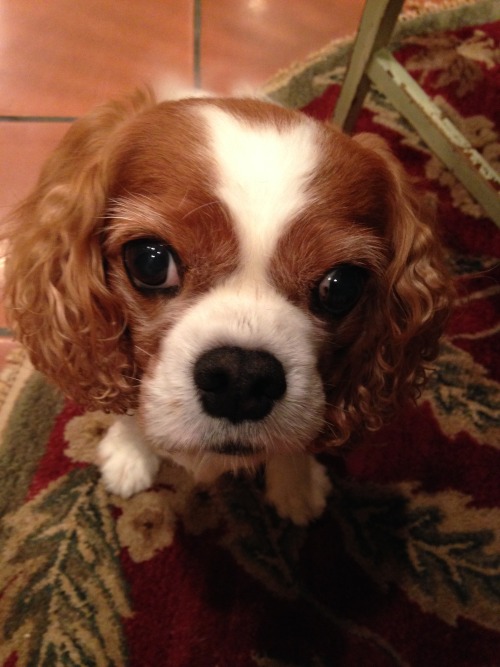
[0,116,76,123]
[193,0,202,89]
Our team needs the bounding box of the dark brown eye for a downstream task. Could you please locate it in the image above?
[315,264,367,316]
[123,238,181,292]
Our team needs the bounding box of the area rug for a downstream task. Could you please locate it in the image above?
[1,3,499,667]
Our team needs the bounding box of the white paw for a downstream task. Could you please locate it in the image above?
[265,455,332,526]
[98,417,160,498]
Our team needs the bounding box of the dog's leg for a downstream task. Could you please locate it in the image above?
[265,453,332,526]
[98,415,160,498]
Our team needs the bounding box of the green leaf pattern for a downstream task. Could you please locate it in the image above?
[0,467,131,667]
[329,476,500,630]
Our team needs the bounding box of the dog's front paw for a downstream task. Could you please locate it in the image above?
[265,454,332,526]
[98,417,160,498]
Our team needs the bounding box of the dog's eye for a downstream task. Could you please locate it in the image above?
[123,238,180,292]
[315,264,367,316]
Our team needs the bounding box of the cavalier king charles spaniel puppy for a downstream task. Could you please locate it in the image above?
[3,88,452,525]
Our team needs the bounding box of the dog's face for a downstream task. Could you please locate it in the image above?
[4,91,451,464]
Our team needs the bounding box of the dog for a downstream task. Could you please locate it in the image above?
[2,88,452,525]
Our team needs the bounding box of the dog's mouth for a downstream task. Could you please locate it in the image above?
[207,441,265,457]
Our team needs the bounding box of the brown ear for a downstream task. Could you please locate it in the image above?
[324,133,453,446]
[2,89,156,412]
[353,132,452,340]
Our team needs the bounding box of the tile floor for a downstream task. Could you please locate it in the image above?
[0,0,366,212]
[0,0,447,369]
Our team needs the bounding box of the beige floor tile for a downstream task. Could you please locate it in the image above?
[201,0,364,91]
[0,0,194,117]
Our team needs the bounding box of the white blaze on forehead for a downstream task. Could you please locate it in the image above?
[198,104,320,275]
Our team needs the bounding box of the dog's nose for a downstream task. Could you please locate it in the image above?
[193,346,287,424]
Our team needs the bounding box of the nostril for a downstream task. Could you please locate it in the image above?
[247,356,286,401]
[196,368,230,393]
[193,346,287,423]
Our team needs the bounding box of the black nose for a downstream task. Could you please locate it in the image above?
[193,346,287,424]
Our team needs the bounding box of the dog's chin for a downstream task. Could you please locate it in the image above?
[162,442,268,484]
[207,441,266,457]
[164,441,267,462]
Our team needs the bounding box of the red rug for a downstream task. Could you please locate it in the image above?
[1,10,499,667]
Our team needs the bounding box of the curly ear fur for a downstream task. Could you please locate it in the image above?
[322,133,453,446]
[2,89,157,411]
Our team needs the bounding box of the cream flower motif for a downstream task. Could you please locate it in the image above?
[404,30,500,97]
[113,489,177,562]
[112,459,205,562]
[421,96,499,218]
[64,411,115,464]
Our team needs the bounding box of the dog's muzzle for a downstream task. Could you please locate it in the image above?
[193,345,287,424]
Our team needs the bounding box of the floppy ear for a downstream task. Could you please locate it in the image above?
[2,89,156,412]
[324,133,453,446]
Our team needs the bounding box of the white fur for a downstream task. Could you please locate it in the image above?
[98,415,160,498]
[153,79,214,102]
[199,105,320,278]
[141,280,325,459]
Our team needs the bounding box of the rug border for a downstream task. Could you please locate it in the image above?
[263,0,500,109]
[0,347,32,440]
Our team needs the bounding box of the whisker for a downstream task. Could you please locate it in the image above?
[121,375,141,385]
[322,397,350,414]
[134,344,153,358]
[181,200,220,220]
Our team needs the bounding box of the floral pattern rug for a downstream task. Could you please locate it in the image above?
[1,5,499,667]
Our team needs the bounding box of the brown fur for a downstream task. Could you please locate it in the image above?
[2,90,453,451]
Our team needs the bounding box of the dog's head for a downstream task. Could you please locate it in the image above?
[4,89,452,464]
